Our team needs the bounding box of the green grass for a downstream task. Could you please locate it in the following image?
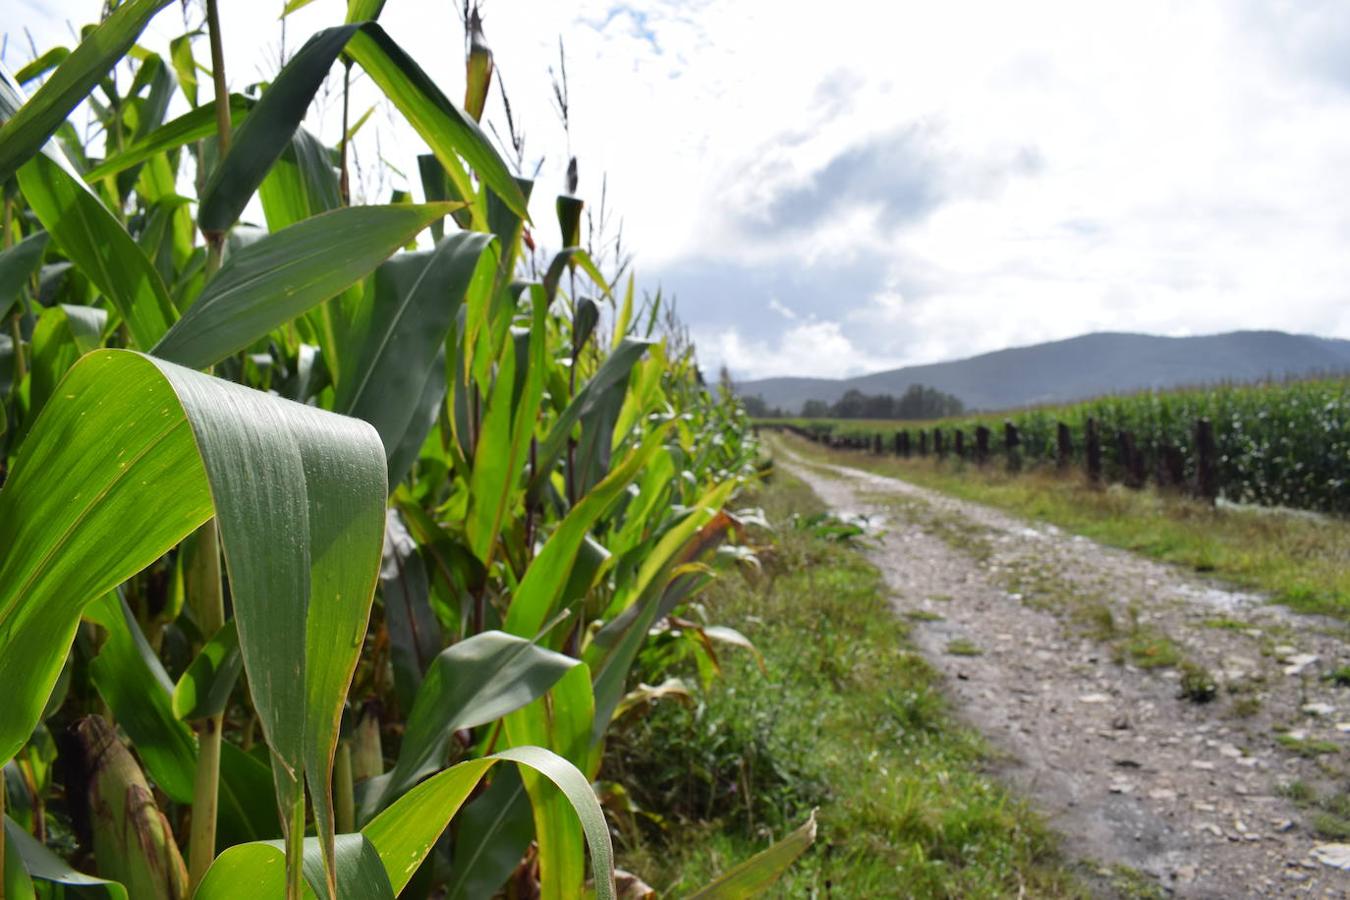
[606,471,1087,897]
[945,638,983,656]
[776,434,1350,620]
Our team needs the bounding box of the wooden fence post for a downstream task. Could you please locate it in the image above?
[1003,421,1020,472]
[1085,417,1102,485]
[975,425,990,465]
[954,429,966,459]
[873,433,883,455]
[1158,444,1185,490]
[1194,418,1217,504]
[1056,422,1072,470]
[935,429,946,460]
[1119,430,1144,489]
[919,430,928,456]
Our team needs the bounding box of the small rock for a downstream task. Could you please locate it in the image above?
[1194,802,1217,812]
[1303,702,1336,717]
[1284,654,1319,675]
[1150,788,1178,801]
[1336,722,1350,733]
[1273,819,1295,833]
[1312,843,1350,870]
[1079,693,1111,704]
[1219,744,1242,758]
[1273,644,1297,660]
[1191,760,1216,771]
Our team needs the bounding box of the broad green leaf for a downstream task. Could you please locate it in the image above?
[364,747,615,900]
[335,231,494,461]
[686,810,818,899]
[347,0,389,23]
[0,348,387,892]
[359,630,578,820]
[172,619,243,720]
[198,749,615,900]
[219,743,282,849]
[169,32,198,106]
[84,94,250,181]
[0,0,175,183]
[378,509,440,713]
[529,338,653,500]
[283,0,323,15]
[258,127,341,231]
[444,768,533,900]
[466,285,547,565]
[587,480,738,735]
[152,203,453,369]
[345,24,528,221]
[505,424,671,638]
[14,48,70,85]
[18,152,176,348]
[84,593,198,804]
[4,816,127,899]
[27,303,107,423]
[198,25,356,232]
[504,664,596,900]
[612,271,635,350]
[0,231,48,321]
[386,346,446,487]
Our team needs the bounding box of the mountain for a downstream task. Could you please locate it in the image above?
[736,330,1350,414]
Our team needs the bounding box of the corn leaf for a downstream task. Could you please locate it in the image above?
[345,24,528,221]
[258,127,341,231]
[505,425,671,638]
[26,304,106,424]
[0,348,387,891]
[18,152,176,348]
[198,25,357,232]
[172,619,243,721]
[587,480,738,735]
[686,811,818,899]
[0,231,48,321]
[529,338,652,500]
[335,231,494,461]
[443,769,533,900]
[4,817,127,899]
[378,509,440,713]
[84,593,198,804]
[85,95,251,182]
[503,665,596,899]
[0,0,175,183]
[198,748,614,899]
[358,630,579,821]
[466,286,546,564]
[152,203,453,369]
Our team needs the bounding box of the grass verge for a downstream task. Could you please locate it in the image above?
[773,433,1350,620]
[605,469,1085,897]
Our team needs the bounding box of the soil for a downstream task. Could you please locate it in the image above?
[776,439,1350,898]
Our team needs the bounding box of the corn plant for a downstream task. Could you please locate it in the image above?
[0,1,809,897]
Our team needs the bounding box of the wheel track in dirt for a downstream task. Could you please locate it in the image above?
[775,438,1350,898]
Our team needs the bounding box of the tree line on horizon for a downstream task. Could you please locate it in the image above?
[743,384,966,420]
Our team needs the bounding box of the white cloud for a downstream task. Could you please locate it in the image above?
[8,0,1350,381]
[695,319,899,381]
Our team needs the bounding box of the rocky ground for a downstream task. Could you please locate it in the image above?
[776,439,1350,898]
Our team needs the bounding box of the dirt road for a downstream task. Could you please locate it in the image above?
[776,439,1350,898]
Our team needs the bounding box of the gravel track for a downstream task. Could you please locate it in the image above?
[777,440,1350,898]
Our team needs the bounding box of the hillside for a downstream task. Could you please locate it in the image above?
[736,330,1350,413]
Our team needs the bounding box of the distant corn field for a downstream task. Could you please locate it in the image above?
[774,376,1350,514]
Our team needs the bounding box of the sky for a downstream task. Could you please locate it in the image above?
[7,0,1350,381]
